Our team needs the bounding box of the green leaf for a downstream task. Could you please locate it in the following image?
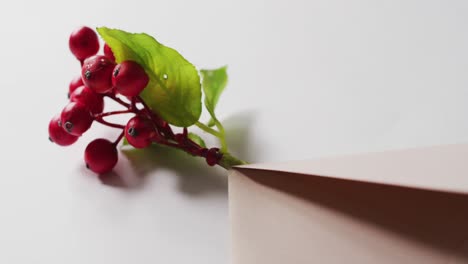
[97,27,202,127]
[122,137,129,146]
[188,132,206,148]
[200,66,228,119]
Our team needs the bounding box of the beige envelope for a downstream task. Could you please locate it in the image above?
[229,144,468,264]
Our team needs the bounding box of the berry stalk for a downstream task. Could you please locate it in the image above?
[102,93,246,170]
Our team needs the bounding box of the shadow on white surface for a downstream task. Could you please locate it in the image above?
[119,146,227,195]
[96,111,258,195]
[224,110,262,164]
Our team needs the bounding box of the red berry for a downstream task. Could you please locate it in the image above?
[69,26,99,61]
[70,86,104,115]
[103,43,115,62]
[124,116,155,148]
[84,138,118,174]
[206,148,221,166]
[48,115,79,146]
[68,75,84,98]
[82,55,115,94]
[112,61,149,97]
[60,102,94,136]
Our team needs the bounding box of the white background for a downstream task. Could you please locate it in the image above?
[1,0,468,263]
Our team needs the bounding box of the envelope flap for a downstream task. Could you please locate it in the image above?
[236,143,468,195]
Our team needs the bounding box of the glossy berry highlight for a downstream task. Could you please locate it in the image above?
[82,55,115,94]
[84,138,118,174]
[70,86,104,115]
[60,102,94,136]
[125,116,156,148]
[112,61,149,97]
[48,115,79,146]
[69,26,100,61]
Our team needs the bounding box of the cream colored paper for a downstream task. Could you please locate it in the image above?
[229,144,468,264]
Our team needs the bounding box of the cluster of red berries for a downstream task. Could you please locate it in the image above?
[48,26,222,175]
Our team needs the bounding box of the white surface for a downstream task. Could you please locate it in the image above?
[0,0,467,263]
